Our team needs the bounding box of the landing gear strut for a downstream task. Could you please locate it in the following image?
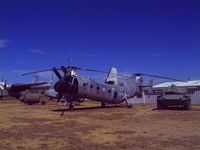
[101,102,106,107]
[60,97,74,116]
[125,98,132,108]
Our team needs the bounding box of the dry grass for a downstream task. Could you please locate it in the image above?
[0,99,200,150]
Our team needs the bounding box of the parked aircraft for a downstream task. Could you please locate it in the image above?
[22,65,185,112]
[0,81,48,105]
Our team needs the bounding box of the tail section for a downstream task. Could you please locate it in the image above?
[105,67,118,85]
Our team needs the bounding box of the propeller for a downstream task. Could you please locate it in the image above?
[22,66,186,82]
[61,66,68,75]
[52,67,62,80]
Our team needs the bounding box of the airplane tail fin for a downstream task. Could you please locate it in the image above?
[105,67,118,85]
[33,75,39,83]
[49,74,54,87]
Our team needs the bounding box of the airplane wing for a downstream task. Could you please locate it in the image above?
[10,82,48,91]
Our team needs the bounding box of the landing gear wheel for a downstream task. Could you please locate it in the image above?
[69,104,74,110]
[127,105,132,108]
[101,102,106,107]
[41,100,46,105]
[28,102,33,105]
[184,101,191,110]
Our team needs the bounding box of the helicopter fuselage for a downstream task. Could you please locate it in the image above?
[54,75,139,104]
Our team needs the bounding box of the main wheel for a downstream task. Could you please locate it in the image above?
[184,101,191,110]
[28,102,33,105]
[127,105,132,108]
[69,104,74,110]
[41,100,46,105]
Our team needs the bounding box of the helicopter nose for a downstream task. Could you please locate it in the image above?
[54,76,78,95]
[54,80,67,94]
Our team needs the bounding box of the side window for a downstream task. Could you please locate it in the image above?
[114,91,117,99]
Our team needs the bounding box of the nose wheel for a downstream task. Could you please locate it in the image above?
[60,97,75,116]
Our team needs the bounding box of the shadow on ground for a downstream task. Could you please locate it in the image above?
[52,105,122,112]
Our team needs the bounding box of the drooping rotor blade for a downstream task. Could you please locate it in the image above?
[22,68,54,76]
[61,66,68,74]
[52,67,62,80]
[134,73,186,82]
[21,66,186,82]
[73,67,131,77]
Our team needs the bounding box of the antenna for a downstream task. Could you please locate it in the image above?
[68,59,72,67]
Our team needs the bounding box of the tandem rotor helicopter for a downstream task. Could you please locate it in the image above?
[22,63,186,111]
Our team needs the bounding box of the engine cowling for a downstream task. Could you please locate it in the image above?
[54,75,78,96]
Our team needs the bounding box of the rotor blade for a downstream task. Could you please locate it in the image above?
[135,73,186,82]
[52,67,62,80]
[22,68,54,76]
[21,66,186,82]
[61,66,68,74]
[74,67,131,77]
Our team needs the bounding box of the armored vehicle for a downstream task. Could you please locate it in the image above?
[157,84,191,110]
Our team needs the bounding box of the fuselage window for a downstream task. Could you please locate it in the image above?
[90,85,93,88]
[114,91,117,99]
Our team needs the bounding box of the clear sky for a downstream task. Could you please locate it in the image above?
[0,0,200,83]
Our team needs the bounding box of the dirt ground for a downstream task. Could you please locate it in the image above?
[0,99,200,150]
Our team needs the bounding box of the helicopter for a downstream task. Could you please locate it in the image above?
[22,65,186,111]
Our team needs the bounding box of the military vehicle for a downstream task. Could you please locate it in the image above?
[157,84,191,110]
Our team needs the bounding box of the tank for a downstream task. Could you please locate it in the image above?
[157,84,191,110]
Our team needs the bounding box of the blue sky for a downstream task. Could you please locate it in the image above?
[0,0,200,83]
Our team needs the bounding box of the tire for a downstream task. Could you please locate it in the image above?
[163,103,168,109]
[157,101,163,109]
[69,104,74,110]
[184,101,191,110]
[41,100,46,105]
[127,105,132,108]
[28,102,33,105]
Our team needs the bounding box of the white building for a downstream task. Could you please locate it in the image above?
[129,80,200,105]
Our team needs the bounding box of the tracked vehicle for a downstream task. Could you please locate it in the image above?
[157,84,191,110]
